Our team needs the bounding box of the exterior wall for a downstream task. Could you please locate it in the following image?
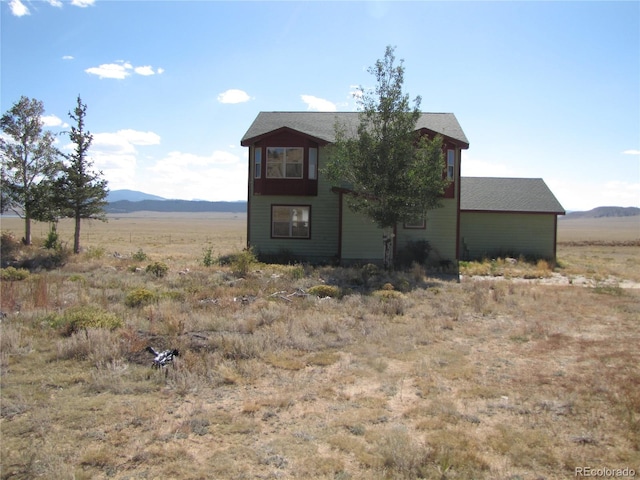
[396,199,458,264]
[248,145,339,263]
[342,145,462,266]
[247,134,465,265]
[341,206,385,264]
[460,211,558,260]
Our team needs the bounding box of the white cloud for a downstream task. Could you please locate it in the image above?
[90,129,160,154]
[9,0,29,16]
[62,55,74,60]
[547,178,640,211]
[116,129,161,146]
[71,0,95,7]
[217,89,251,104]
[9,0,92,16]
[41,114,68,128]
[86,61,164,79]
[301,95,337,112]
[622,149,640,155]
[460,151,518,178]
[84,129,161,191]
[89,133,136,155]
[145,150,245,200]
[134,65,155,76]
[85,62,132,80]
[157,68,165,75]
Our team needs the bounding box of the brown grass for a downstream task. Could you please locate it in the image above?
[1,214,639,479]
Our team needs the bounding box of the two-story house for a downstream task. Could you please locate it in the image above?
[241,111,564,266]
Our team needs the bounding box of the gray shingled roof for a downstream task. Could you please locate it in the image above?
[461,177,565,214]
[241,112,469,147]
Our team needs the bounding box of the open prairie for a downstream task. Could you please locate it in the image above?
[1,213,639,479]
[558,215,639,243]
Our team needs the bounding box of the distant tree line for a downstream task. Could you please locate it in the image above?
[1,95,108,254]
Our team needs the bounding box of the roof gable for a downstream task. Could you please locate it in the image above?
[461,177,565,214]
[241,112,469,147]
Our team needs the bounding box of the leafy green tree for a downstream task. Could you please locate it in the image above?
[56,95,109,254]
[0,96,62,244]
[325,46,450,268]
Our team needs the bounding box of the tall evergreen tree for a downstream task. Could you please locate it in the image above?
[325,46,450,268]
[56,95,109,254]
[0,96,61,244]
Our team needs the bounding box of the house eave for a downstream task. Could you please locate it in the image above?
[461,209,566,215]
[240,126,331,147]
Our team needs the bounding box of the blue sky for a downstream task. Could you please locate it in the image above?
[2,0,638,211]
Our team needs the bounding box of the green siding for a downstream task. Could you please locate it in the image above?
[396,199,458,264]
[248,146,339,263]
[341,206,385,263]
[460,212,557,260]
[248,142,464,265]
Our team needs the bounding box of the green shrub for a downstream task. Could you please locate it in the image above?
[395,240,431,268]
[219,248,257,277]
[202,246,215,267]
[146,261,168,278]
[307,285,341,298]
[84,246,106,259]
[132,248,148,261]
[373,289,404,299]
[1,266,30,281]
[125,288,157,308]
[289,264,305,280]
[48,305,123,336]
[44,224,60,250]
[256,248,299,265]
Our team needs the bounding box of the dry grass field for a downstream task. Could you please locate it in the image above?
[1,213,639,479]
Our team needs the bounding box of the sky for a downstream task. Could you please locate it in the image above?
[1,0,639,211]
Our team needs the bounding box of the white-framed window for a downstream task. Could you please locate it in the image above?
[447,149,455,180]
[266,147,304,179]
[254,148,262,179]
[309,147,318,180]
[272,205,310,238]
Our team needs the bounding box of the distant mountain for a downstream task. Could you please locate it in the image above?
[106,199,246,214]
[562,206,640,219]
[108,189,166,202]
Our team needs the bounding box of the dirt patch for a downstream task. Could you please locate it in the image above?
[462,272,640,289]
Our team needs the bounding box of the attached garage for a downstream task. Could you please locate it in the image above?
[460,177,565,260]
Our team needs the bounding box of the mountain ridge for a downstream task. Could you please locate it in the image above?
[105,199,246,214]
[561,206,639,219]
[107,189,166,202]
[107,190,637,217]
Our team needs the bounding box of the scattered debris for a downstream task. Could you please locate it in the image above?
[146,346,179,368]
[234,295,256,305]
[199,298,219,305]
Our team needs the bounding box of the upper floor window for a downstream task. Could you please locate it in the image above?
[309,147,318,180]
[447,149,455,180]
[254,148,262,179]
[267,147,303,179]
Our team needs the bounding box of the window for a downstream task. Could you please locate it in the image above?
[272,205,310,238]
[267,147,303,179]
[447,149,455,180]
[404,217,426,229]
[254,148,262,179]
[309,147,318,180]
